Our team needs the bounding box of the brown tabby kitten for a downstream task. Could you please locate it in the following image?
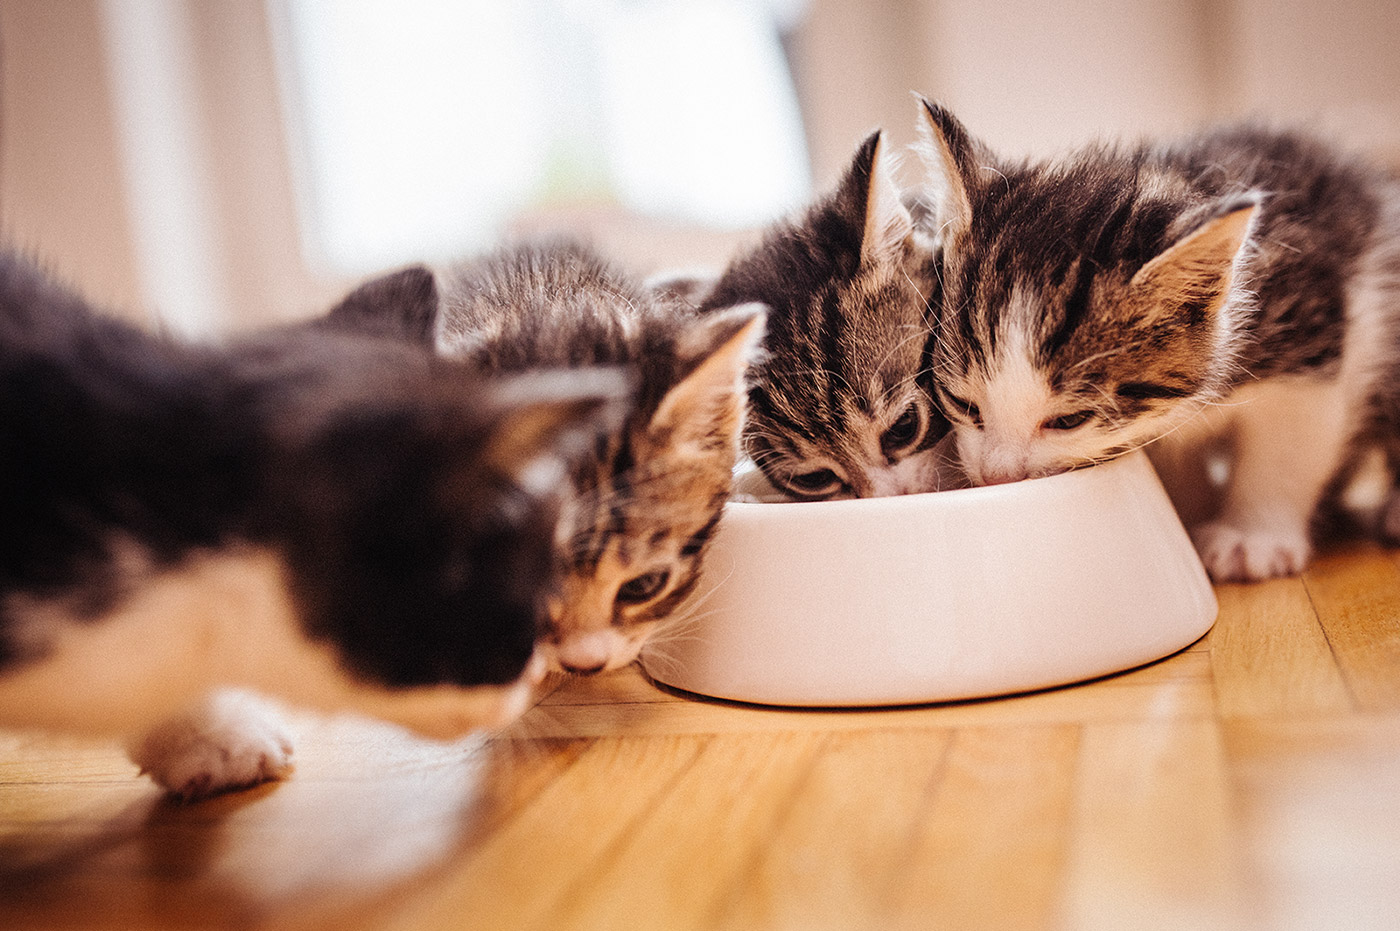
[699,131,956,500]
[915,97,1400,582]
[327,243,764,675]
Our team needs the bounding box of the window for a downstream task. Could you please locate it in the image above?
[272,0,811,276]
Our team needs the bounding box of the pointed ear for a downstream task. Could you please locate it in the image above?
[322,265,438,344]
[835,131,914,266]
[913,96,977,246]
[1127,200,1259,323]
[480,368,628,491]
[649,304,767,453]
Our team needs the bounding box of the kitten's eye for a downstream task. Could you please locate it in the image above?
[941,392,982,428]
[1043,410,1096,431]
[617,570,670,606]
[785,468,843,497]
[880,405,924,455]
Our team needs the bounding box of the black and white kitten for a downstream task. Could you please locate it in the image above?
[325,242,764,675]
[916,97,1400,581]
[0,252,618,796]
[699,131,957,500]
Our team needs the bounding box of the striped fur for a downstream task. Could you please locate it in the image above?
[701,132,958,499]
[434,242,764,674]
[917,98,1400,581]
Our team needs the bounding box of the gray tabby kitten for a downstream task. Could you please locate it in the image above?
[916,97,1400,582]
[329,242,764,675]
[699,131,955,500]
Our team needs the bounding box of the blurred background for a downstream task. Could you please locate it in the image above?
[2,0,1398,336]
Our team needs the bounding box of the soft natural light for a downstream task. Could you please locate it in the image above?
[595,0,811,228]
[276,0,550,273]
[274,0,811,276]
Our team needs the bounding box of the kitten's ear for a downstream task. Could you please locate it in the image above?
[479,369,628,491]
[649,304,767,452]
[322,265,438,344]
[837,131,914,265]
[913,96,977,246]
[1127,199,1259,322]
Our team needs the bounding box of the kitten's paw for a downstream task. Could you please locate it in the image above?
[1191,520,1311,582]
[128,690,295,801]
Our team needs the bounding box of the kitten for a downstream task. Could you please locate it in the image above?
[324,242,764,675]
[0,252,618,797]
[915,97,1400,581]
[698,131,957,500]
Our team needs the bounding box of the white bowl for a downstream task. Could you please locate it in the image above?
[639,451,1215,707]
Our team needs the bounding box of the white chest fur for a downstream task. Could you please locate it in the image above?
[0,543,537,741]
[0,546,312,734]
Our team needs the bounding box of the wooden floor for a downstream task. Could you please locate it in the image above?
[3,541,1400,931]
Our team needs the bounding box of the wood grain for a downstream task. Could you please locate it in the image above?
[1305,544,1400,711]
[1060,720,1246,931]
[1209,576,1351,718]
[715,728,954,931]
[3,546,1400,931]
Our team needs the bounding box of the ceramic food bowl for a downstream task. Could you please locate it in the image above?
[638,451,1215,707]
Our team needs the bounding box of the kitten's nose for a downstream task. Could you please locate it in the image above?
[976,449,1030,486]
[554,631,616,676]
[978,468,1025,486]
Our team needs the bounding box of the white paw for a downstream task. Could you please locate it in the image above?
[128,690,295,801]
[1191,519,1312,582]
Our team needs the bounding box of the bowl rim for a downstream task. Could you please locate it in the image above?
[730,449,1145,512]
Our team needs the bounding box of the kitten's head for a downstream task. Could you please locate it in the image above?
[915,98,1260,484]
[265,331,623,736]
[701,131,952,499]
[547,304,765,675]
[321,253,766,678]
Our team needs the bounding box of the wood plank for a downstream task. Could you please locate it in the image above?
[891,724,1078,931]
[1059,720,1246,931]
[510,671,1214,739]
[535,668,685,707]
[537,651,1210,714]
[538,731,829,931]
[363,734,711,931]
[713,728,954,931]
[1303,546,1400,711]
[1225,715,1400,931]
[0,717,587,931]
[1208,577,1351,718]
[271,731,591,931]
[6,544,1400,931]
[0,731,137,785]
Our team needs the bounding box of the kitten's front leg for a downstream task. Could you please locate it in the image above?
[1148,432,1226,529]
[1191,379,1349,582]
[127,689,295,800]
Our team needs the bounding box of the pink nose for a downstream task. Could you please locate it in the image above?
[977,466,1027,486]
[553,633,615,676]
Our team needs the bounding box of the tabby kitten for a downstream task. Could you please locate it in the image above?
[699,131,956,500]
[915,97,1400,581]
[326,243,764,675]
[0,252,617,796]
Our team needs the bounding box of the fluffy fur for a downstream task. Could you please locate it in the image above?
[0,251,618,796]
[916,97,1400,581]
[323,242,765,675]
[700,131,958,499]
